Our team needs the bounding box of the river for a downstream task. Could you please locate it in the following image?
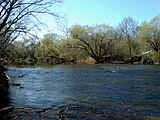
[4,64,160,119]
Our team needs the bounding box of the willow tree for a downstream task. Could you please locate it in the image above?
[138,16,160,63]
[70,24,115,63]
[138,16,160,53]
[35,33,60,58]
[0,0,62,58]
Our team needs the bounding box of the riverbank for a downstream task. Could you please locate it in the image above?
[6,55,160,66]
[1,104,159,120]
[2,105,160,120]
[0,65,9,89]
[7,59,160,68]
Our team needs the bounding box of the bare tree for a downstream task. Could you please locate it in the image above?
[0,0,62,57]
[57,18,70,39]
[119,17,138,58]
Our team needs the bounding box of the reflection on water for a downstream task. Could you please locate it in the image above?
[7,64,160,117]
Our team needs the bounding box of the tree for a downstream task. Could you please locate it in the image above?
[70,24,115,63]
[57,18,70,39]
[35,33,60,58]
[138,16,160,53]
[119,17,138,58]
[9,41,28,58]
[57,38,84,61]
[0,0,62,58]
[111,28,128,61]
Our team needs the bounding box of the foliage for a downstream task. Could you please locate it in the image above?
[35,34,60,58]
[153,52,160,63]
[138,16,160,53]
[4,15,160,65]
[70,24,116,63]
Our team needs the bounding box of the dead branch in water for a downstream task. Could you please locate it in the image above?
[11,83,24,89]
[0,106,13,113]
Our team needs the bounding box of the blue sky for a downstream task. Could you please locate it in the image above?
[61,0,160,27]
[38,0,160,37]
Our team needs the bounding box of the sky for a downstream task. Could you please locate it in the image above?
[38,0,160,36]
[61,0,160,26]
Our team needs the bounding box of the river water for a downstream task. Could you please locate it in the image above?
[6,64,160,119]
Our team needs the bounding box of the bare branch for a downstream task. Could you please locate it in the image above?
[0,0,62,55]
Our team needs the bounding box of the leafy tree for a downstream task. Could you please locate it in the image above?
[35,34,60,58]
[6,40,29,62]
[70,24,115,63]
[138,16,160,53]
[111,28,128,61]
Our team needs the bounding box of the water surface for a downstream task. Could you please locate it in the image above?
[7,64,160,118]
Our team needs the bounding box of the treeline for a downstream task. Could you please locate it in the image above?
[2,16,160,65]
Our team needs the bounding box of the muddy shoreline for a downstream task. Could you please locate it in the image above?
[0,105,143,120]
[1,105,160,120]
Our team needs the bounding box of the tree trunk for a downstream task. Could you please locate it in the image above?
[128,36,132,59]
